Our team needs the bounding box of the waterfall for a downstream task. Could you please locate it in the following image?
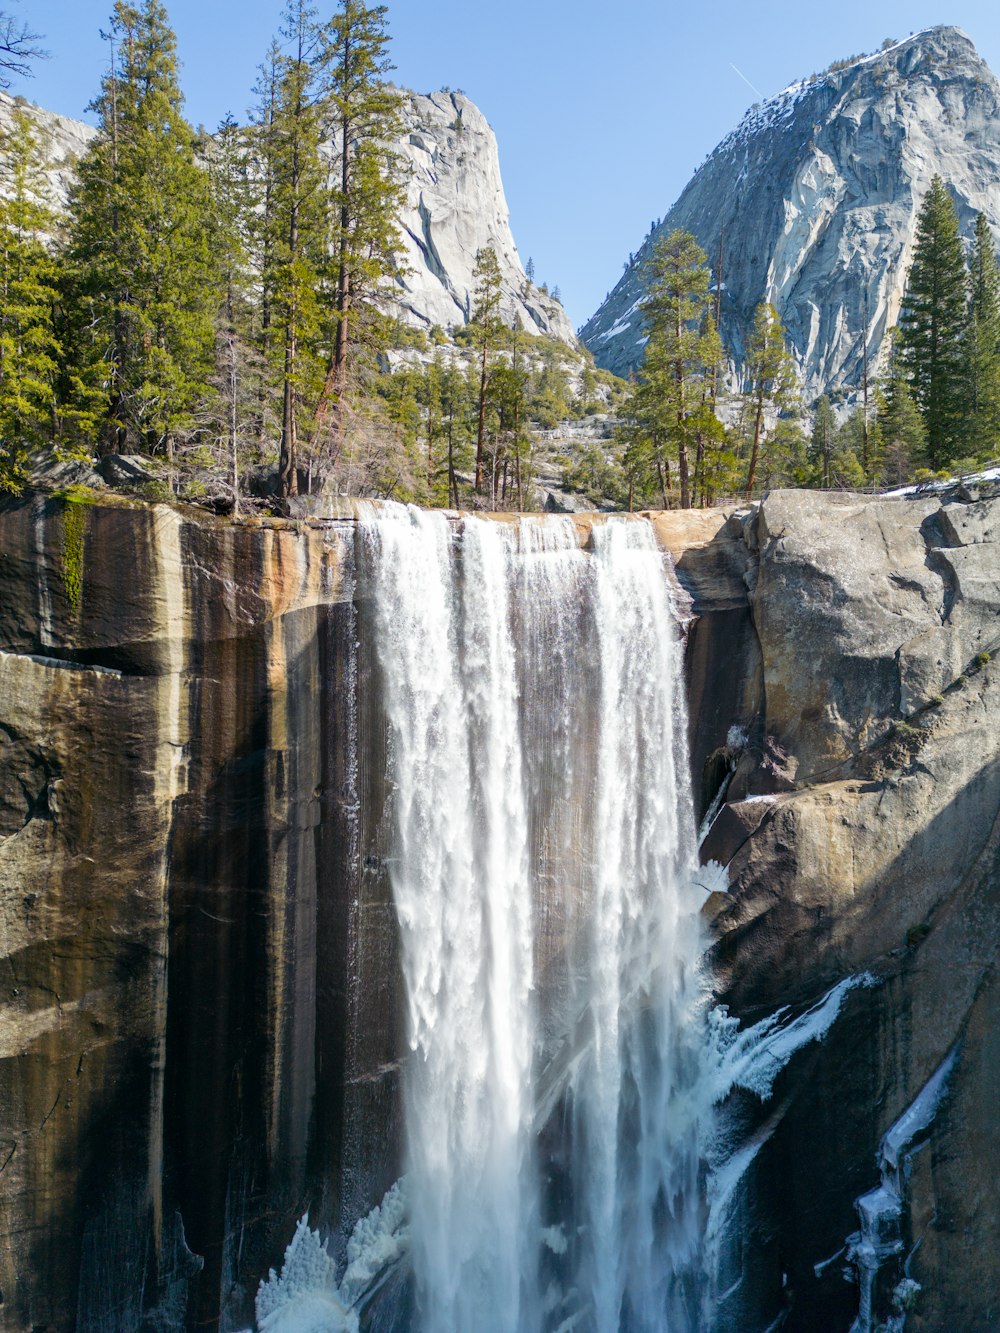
[358,505,707,1333]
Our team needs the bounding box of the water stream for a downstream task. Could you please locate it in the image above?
[359,506,706,1332]
[253,505,881,1333]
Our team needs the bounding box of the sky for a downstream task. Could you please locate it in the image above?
[11,0,1000,329]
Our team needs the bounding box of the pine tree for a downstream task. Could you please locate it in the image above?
[197,113,269,503]
[898,176,967,467]
[0,109,61,490]
[963,212,1000,459]
[313,0,405,469]
[810,395,837,487]
[639,229,713,508]
[829,410,866,488]
[470,245,503,497]
[740,302,798,497]
[65,1,223,460]
[258,1,329,497]
[691,310,731,504]
[879,346,926,484]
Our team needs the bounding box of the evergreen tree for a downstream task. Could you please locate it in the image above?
[963,212,1000,459]
[810,394,837,487]
[878,345,926,485]
[691,310,732,505]
[829,410,867,488]
[470,245,503,497]
[623,341,675,507]
[740,302,798,497]
[639,230,713,507]
[257,1,330,497]
[898,176,967,467]
[0,109,61,489]
[65,1,223,459]
[314,0,405,467]
[199,113,268,502]
[757,415,809,490]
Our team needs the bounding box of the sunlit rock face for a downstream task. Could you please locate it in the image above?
[394,90,576,341]
[582,26,1000,396]
[0,86,575,346]
[701,485,1000,1333]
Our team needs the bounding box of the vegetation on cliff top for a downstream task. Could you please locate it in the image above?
[1,6,999,513]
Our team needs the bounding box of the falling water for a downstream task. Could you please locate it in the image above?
[358,505,707,1333]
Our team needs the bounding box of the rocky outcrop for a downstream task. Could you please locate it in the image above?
[0,87,575,345]
[698,484,1000,1331]
[582,27,1000,396]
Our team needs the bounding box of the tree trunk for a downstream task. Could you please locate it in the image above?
[674,315,690,509]
[745,391,765,498]
[475,343,488,493]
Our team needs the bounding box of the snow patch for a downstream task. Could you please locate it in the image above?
[693,859,729,896]
[255,1181,408,1333]
[709,973,877,1104]
[882,464,1000,498]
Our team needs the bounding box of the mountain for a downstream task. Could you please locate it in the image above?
[395,89,575,341]
[581,26,1000,397]
[0,86,575,345]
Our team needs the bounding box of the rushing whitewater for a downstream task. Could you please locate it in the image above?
[252,505,879,1333]
[358,506,707,1332]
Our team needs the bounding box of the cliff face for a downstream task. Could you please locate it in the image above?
[0,87,574,345]
[695,484,1000,1332]
[582,26,1000,395]
[1,484,999,1331]
[394,90,575,340]
[0,495,404,1330]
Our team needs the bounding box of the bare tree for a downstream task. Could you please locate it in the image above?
[0,10,46,86]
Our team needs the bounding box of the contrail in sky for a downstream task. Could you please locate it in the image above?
[730,62,764,98]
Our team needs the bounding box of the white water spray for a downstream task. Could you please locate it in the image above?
[254,506,879,1333]
[360,507,707,1333]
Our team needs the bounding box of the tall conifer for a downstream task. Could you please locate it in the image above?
[810,395,837,488]
[313,0,404,467]
[470,244,503,497]
[0,110,61,489]
[640,229,712,508]
[65,0,223,458]
[964,212,1000,458]
[259,1,329,497]
[898,177,967,467]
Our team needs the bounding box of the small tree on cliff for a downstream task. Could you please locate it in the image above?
[740,302,798,497]
[65,0,223,459]
[470,245,503,497]
[898,177,967,467]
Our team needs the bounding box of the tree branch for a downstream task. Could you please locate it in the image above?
[0,12,47,87]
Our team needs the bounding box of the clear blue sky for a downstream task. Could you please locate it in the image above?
[12,0,1000,328]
